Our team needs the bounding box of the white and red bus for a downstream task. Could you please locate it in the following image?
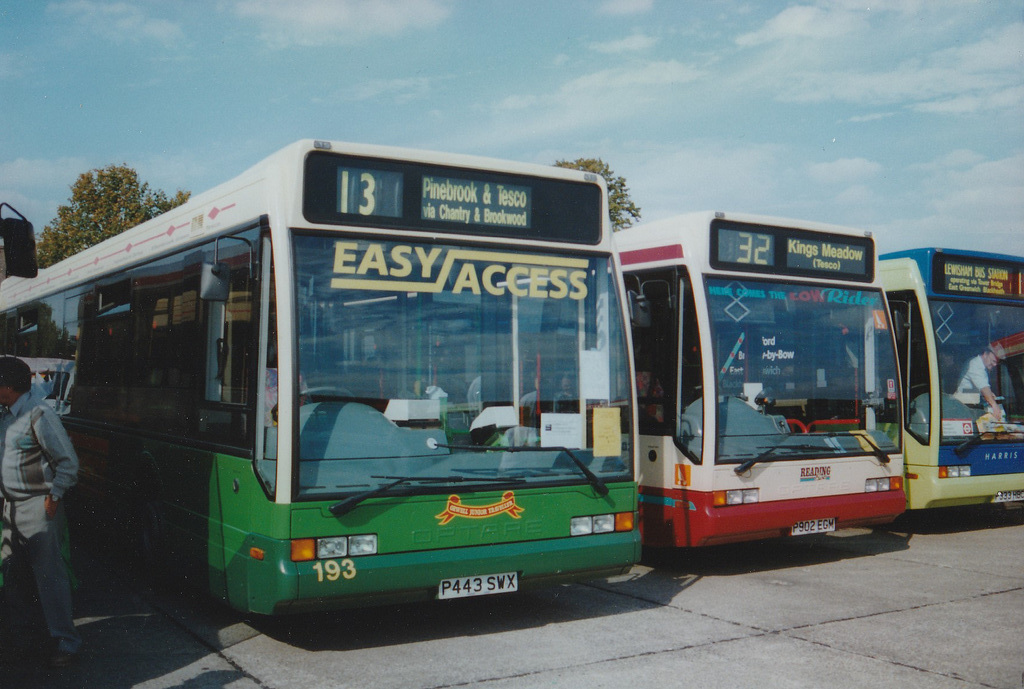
[616,212,905,547]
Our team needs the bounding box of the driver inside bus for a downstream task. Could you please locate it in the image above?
[957,344,1005,422]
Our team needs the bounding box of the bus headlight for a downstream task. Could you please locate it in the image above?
[571,516,594,535]
[592,514,615,533]
[292,534,379,561]
[571,513,634,536]
[938,465,971,478]
[348,534,378,556]
[713,488,759,506]
[317,537,348,558]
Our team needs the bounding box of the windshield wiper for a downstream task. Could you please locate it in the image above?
[427,440,609,497]
[733,443,822,475]
[329,474,524,516]
[955,433,984,458]
[847,431,892,464]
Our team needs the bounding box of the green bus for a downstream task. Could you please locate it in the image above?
[0,140,639,614]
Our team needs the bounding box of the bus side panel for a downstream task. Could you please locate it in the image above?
[639,487,904,547]
[69,426,255,604]
[215,453,293,612]
[905,436,1024,509]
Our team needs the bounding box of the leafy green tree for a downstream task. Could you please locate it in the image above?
[554,158,641,231]
[37,164,190,267]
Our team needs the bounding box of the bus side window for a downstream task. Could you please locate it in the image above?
[197,230,259,446]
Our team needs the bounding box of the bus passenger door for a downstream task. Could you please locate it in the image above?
[199,234,258,603]
[887,292,930,506]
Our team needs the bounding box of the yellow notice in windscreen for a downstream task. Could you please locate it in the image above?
[592,407,622,457]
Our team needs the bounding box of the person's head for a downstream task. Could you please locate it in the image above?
[0,356,31,406]
[983,345,1005,370]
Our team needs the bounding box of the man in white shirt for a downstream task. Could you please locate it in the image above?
[957,345,1005,422]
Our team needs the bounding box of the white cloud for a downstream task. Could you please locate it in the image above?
[0,157,89,191]
[231,0,452,48]
[731,4,1023,115]
[929,153,1024,215]
[834,184,876,207]
[560,60,703,94]
[908,149,986,173]
[47,1,184,47]
[621,142,791,222]
[597,0,654,16]
[808,158,883,185]
[350,76,435,104]
[846,112,897,123]
[476,60,704,147]
[874,151,1024,255]
[913,84,1024,115]
[0,157,88,230]
[0,54,18,80]
[590,33,659,54]
[933,23,1024,74]
[735,5,867,47]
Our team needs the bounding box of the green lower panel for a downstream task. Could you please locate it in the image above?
[242,529,639,615]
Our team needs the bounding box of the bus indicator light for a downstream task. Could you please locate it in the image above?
[675,464,691,487]
[615,512,635,532]
[291,539,316,562]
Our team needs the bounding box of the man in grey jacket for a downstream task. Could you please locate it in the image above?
[0,356,81,667]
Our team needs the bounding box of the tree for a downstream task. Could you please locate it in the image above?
[36,164,191,267]
[554,158,641,231]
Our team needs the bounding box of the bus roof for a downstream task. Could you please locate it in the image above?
[881,247,1024,264]
[614,211,873,265]
[0,139,606,309]
[880,247,1024,302]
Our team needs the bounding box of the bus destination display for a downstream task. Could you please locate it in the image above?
[711,221,873,281]
[421,176,531,229]
[935,255,1024,300]
[305,151,601,244]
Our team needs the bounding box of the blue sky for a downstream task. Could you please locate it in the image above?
[1,0,1022,257]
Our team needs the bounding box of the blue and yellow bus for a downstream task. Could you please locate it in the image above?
[880,248,1024,509]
